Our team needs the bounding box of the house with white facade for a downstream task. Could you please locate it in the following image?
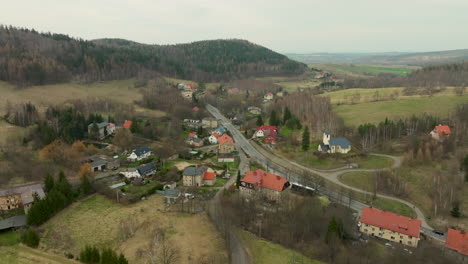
[128,146,152,162]
[318,132,351,154]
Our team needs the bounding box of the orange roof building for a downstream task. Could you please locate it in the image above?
[203,172,216,181]
[218,134,235,154]
[123,120,132,128]
[359,207,422,247]
[219,134,234,145]
[430,125,451,141]
[239,169,290,200]
[445,228,468,255]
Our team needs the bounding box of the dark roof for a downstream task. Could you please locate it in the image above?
[324,131,331,135]
[134,146,151,156]
[183,166,208,176]
[90,159,107,167]
[0,183,45,205]
[319,143,330,151]
[0,215,27,230]
[88,122,109,129]
[137,163,156,174]
[329,137,351,148]
[187,137,202,143]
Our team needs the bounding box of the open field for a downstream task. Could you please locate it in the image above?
[0,119,30,144]
[0,79,165,118]
[238,230,322,264]
[311,64,416,77]
[332,94,468,126]
[41,194,228,264]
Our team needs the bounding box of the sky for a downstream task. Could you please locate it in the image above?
[1,0,468,53]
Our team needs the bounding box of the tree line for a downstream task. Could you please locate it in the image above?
[0,25,306,87]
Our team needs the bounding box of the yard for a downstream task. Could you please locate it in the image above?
[238,230,322,264]
[41,194,228,263]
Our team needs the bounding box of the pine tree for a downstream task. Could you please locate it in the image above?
[302,126,310,151]
[236,170,241,189]
[90,122,99,140]
[197,125,204,136]
[269,110,278,126]
[464,155,468,182]
[451,205,461,218]
[44,173,55,192]
[80,175,93,195]
[118,253,128,264]
[283,107,291,124]
[325,216,338,243]
[57,171,73,202]
[21,228,40,248]
[256,116,264,126]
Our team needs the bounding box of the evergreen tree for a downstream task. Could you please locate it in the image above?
[283,107,292,124]
[130,118,139,134]
[80,175,93,195]
[269,110,279,126]
[236,170,241,189]
[118,253,128,264]
[256,116,264,126]
[44,173,55,192]
[57,171,73,202]
[325,216,338,243]
[197,81,206,92]
[451,204,461,218]
[90,122,99,140]
[100,248,119,264]
[464,155,468,182]
[302,126,310,151]
[197,125,204,136]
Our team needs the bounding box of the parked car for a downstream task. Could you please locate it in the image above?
[432,230,444,236]
[184,193,195,199]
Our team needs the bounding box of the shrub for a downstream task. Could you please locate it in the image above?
[21,228,40,248]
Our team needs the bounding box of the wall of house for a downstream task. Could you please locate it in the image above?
[183,175,203,186]
[204,179,216,186]
[219,143,235,153]
[359,223,420,247]
[0,194,22,211]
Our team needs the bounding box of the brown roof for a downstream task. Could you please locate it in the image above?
[0,183,45,205]
[241,169,288,192]
[360,207,421,238]
[445,229,468,255]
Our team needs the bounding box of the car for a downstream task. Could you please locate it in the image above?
[432,230,444,236]
[184,193,195,199]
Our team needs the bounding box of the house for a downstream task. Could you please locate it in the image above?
[156,189,181,204]
[0,184,45,213]
[228,88,240,94]
[87,154,120,172]
[123,120,132,129]
[218,153,235,163]
[88,122,113,140]
[192,106,200,112]
[318,132,351,154]
[182,90,193,99]
[254,126,278,138]
[182,166,209,186]
[188,132,197,139]
[203,172,217,186]
[247,107,262,115]
[315,72,327,79]
[445,228,468,255]
[184,119,203,128]
[202,117,219,128]
[276,91,284,97]
[359,207,421,247]
[430,125,451,141]
[263,92,274,101]
[239,169,290,200]
[0,215,27,231]
[208,135,219,144]
[186,137,204,147]
[137,163,157,178]
[120,168,141,180]
[128,146,152,162]
[219,134,235,154]
[228,113,244,125]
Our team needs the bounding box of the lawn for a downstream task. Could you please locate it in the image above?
[0,119,30,145]
[332,95,468,126]
[41,194,228,263]
[238,230,322,264]
[373,198,416,218]
[353,155,393,169]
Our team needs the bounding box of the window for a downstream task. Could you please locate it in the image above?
[372,228,375,231]
[408,241,412,245]
[400,236,403,239]
[391,236,395,240]
[364,229,368,232]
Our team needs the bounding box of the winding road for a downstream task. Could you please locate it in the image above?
[206,104,445,242]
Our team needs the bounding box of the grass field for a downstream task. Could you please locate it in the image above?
[238,231,322,264]
[311,64,415,77]
[0,119,30,144]
[332,94,468,126]
[0,79,165,118]
[41,194,228,264]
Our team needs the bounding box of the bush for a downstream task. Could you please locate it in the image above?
[21,228,40,248]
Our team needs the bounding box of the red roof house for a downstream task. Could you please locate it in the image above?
[203,172,216,181]
[360,207,421,238]
[255,126,278,139]
[188,133,197,138]
[187,83,196,90]
[435,125,451,137]
[445,229,468,255]
[241,169,289,192]
[192,106,200,112]
[219,134,234,145]
[123,120,132,128]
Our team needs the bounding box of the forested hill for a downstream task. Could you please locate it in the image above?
[0,26,306,86]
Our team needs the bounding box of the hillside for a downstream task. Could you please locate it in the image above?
[288,49,468,66]
[0,26,306,86]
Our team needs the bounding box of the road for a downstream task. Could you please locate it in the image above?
[206,104,446,242]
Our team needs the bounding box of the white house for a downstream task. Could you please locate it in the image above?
[318,132,351,154]
[208,135,219,144]
[263,92,274,101]
[120,168,141,179]
[128,146,152,162]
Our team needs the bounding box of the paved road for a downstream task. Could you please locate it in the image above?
[206,104,446,242]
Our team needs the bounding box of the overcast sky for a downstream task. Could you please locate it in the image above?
[1,0,468,53]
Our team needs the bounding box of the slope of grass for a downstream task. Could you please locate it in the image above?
[238,231,322,264]
[354,155,393,169]
[339,172,374,191]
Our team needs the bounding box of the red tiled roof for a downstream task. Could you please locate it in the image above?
[219,134,234,145]
[188,133,197,138]
[123,120,132,128]
[187,83,196,90]
[256,126,278,137]
[241,169,288,192]
[446,229,468,255]
[203,172,216,180]
[360,207,421,238]
[192,106,200,112]
[435,125,451,137]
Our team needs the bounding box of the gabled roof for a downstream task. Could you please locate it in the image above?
[0,183,45,204]
[219,134,234,145]
[123,120,132,128]
[0,215,27,230]
[88,122,109,129]
[360,207,421,238]
[214,126,227,134]
[134,146,151,156]
[256,126,277,132]
[90,159,107,167]
[192,106,200,112]
[203,172,216,180]
[435,125,451,137]
[329,137,351,148]
[241,169,289,192]
[445,228,468,255]
[188,133,197,138]
[137,163,156,175]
